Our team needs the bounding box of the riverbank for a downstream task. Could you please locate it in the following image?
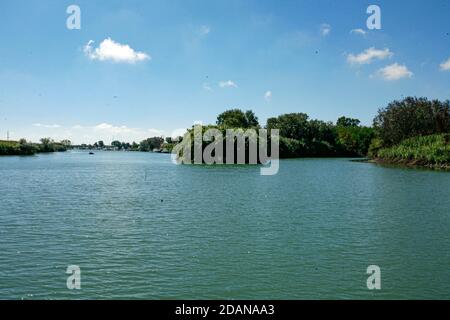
[0,139,67,156]
[348,134,450,171]
[371,134,450,171]
[368,158,450,171]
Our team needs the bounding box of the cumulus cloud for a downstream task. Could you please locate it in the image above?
[440,57,450,71]
[32,123,61,128]
[170,128,188,139]
[350,28,367,36]
[94,123,132,132]
[377,63,413,80]
[84,38,150,63]
[219,80,237,88]
[347,47,392,65]
[320,24,331,36]
[147,128,165,136]
[264,90,272,101]
[23,123,170,144]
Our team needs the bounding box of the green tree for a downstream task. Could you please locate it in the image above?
[18,139,36,155]
[131,142,139,151]
[216,109,259,128]
[266,113,309,140]
[245,110,259,128]
[139,137,164,151]
[40,138,54,152]
[111,140,122,150]
[122,142,131,150]
[337,116,361,128]
[374,97,450,146]
[336,126,374,156]
[61,139,72,147]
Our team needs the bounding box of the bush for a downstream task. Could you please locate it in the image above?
[374,97,450,147]
[377,134,450,165]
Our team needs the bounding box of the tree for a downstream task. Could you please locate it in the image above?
[337,116,361,128]
[139,137,164,151]
[131,142,139,151]
[40,138,54,152]
[122,142,131,150]
[98,140,104,148]
[373,97,450,146]
[245,110,259,128]
[111,140,122,150]
[216,109,259,128]
[61,139,72,147]
[336,126,374,156]
[18,138,36,155]
[307,119,335,144]
[266,113,310,140]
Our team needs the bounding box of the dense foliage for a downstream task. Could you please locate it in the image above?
[373,97,450,147]
[0,138,68,155]
[377,134,450,167]
[266,113,373,157]
[216,109,259,128]
[369,97,450,167]
[175,109,375,161]
[139,137,165,151]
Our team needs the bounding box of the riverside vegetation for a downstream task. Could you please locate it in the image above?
[2,97,449,169]
[0,138,69,156]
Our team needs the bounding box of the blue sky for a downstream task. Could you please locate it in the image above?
[0,0,449,144]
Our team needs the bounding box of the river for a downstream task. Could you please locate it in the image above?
[1,151,449,299]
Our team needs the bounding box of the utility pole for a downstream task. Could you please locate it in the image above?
[6,130,9,141]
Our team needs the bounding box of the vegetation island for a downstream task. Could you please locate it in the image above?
[1,97,449,170]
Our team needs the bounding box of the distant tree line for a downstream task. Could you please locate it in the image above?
[78,136,181,153]
[172,97,449,165]
[0,138,70,155]
[177,108,375,160]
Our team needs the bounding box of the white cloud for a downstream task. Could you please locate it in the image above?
[199,25,211,36]
[264,90,272,101]
[350,28,367,36]
[32,123,61,128]
[377,63,413,80]
[84,38,150,63]
[320,24,331,36]
[147,128,164,136]
[440,57,450,71]
[170,128,188,139]
[93,123,141,135]
[21,123,169,144]
[219,80,237,88]
[347,47,392,65]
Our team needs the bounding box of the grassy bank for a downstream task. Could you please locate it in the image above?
[0,139,68,156]
[375,134,450,169]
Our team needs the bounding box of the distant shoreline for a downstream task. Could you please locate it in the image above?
[369,158,450,171]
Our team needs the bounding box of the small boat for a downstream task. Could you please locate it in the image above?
[89,152,94,155]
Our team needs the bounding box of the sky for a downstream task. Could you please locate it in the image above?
[0,0,449,144]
